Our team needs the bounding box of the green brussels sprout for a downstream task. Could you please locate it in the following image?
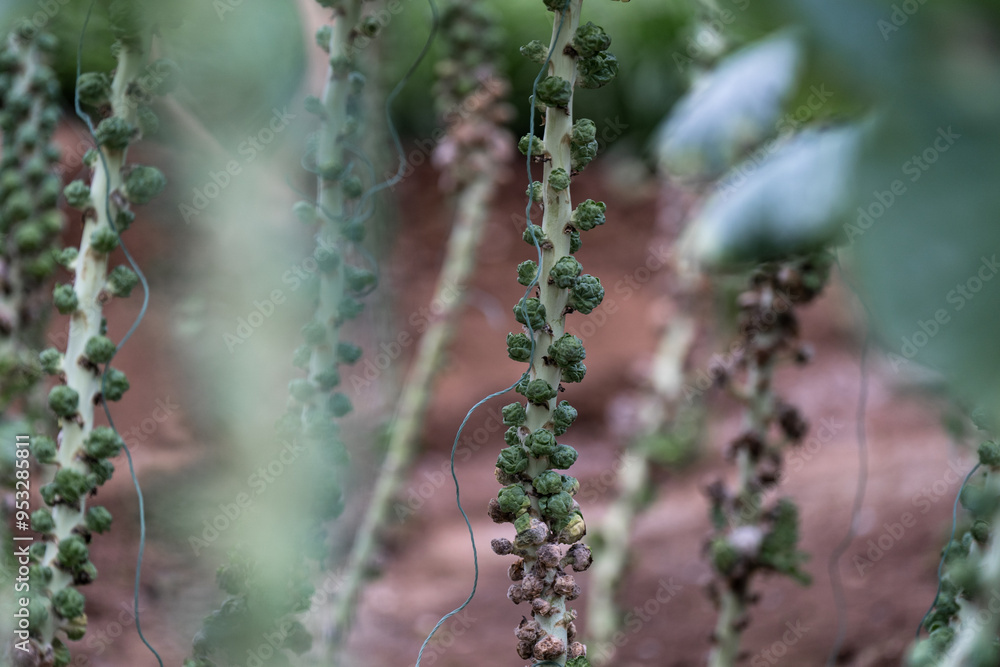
[63,180,91,209]
[523,224,546,245]
[90,226,119,254]
[89,459,114,486]
[114,209,135,232]
[567,227,582,254]
[573,22,611,58]
[501,402,527,427]
[85,336,117,364]
[13,222,45,253]
[567,658,592,667]
[548,334,586,368]
[107,265,139,297]
[52,587,86,619]
[577,52,619,89]
[302,320,327,345]
[513,297,546,330]
[338,295,364,320]
[94,116,135,151]
[57,535,89,571]
[85,506,113,534]
[549,257,582,289]
[544,0,570,13]
[549,445,576,470]
[561,475,580,496]
[53,469,91,505]
[572,119,598,145]
[345,265,376,293]
[39,348,62,375]
[76,72,110,106]
[533,470,562,495]
[571,140,598,172]
[570,274,604,314]
[48,385,79,417]
[573,199,606,231]
[561,362,587,383]
[979,441,1000,468]
[517,260,538,286]
[548,168,570,191]
[83,427,123,459]
[710,537,739,575]
[540,491,573,519]
[972,520,991,544]
[507,332,532,362]
[102,367,130,401]
[552,401,578,436]
[497,446,529,476]
[32,436,57,464]
[504,426,521,447]
[3,191,31,222]
[498,484,529,515]
[527,181,544,202]
[514,512,532,534]
[293,200,317,224]
[31,509,55,534]
[315,367,340,390]
[526,428,557,456]
[342,175,364,199]
[315,25,332,52]
[518,134,545,157]
[327,393,352,417]
[123,165,166,204]
[536,75,572,108]
[333,342,360,365]
[519,40,547,64]
[524,379,557,406]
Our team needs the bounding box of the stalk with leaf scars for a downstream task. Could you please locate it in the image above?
[488,2,622,665]
[186,2,383,664]
[704,255,830,667]
[0,28,65,419]
[19,4,168,665]
[330,0,512,651]
[908,428,1000,666]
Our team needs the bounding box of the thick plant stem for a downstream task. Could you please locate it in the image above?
[333,171,494,640]
[587,316,696,661]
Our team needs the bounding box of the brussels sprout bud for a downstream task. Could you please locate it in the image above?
[52,587,85,619]
[293,200,317,224]
[524,379,557,407]
[13,222,45,253]
[498,446,529,476]
[327,393,352,417]
[578,52,619,89]
[89,459,114,486]
[94,116,136,150]
[53,468,91,505]
[302,320,327,345]
[123,165,166,204]
[3,190,31,222]
[48,385,79,417]
[345,265,376,293]
[33,436,57,465]
[548,334,586,368]
[57,535,89,571]
[85,335,117,364]
[517,260,538,286]
[338,341,363,364]
[498,484,529,515]
[540,491,573,519]
[561,362,587,384]
[562,475,580,496]
[549,257,582,289]
[557,511,586,544]
[567,227,582,254]
[315,25,332,52]
[566,656,592,667]
[507,332,532,362]
[84,427,123,459]
[526,429,557,456]
[85,506,113,534]
[533,470,563,495]
[342,175,364,199]
[502,402,527,427]
[518,134,546,157]
[519,40,547,64]
[504,427,521,447]
[90,226,119,253]
[548,168,570,191]
[527,181,544,203]
[573,22,612,59]
[571,119,597,146]
[571,274,604,314]
[571,140,598,172]
[76,72,111,106]
[31,508,55,534]
[107,265,139,297]
[39,348,62,375]
[573,200,606,231]
[523,224,546,246]
[63,180,92,209]
[535,76,572,108]
[514,297,546,330]
[338,295,364,320]
[979,441,1000,468]
[102,367,130,401]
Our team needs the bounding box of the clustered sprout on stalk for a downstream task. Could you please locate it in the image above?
[14,2,169,664]
[187,1,380,664]
[704,255,830,667]
[487,1,622,664]
[908,418,1000,666]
